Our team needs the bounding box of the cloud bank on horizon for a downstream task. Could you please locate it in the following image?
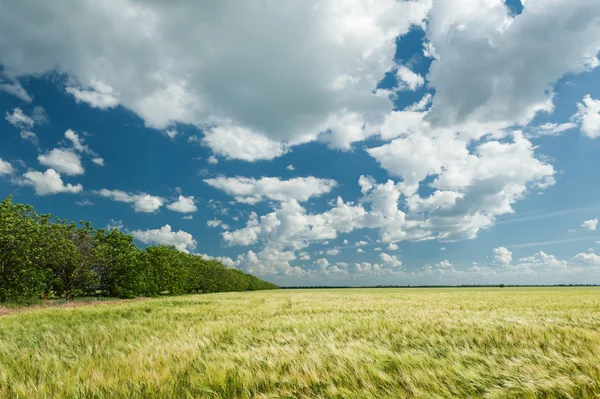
[1,0,600,285]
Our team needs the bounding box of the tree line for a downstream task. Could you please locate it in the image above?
[0,195,277,304]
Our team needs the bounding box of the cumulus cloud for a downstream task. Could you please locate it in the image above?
[207,219,230,230]
[581,218,598,231]
[573,95,600,139]
[0,158,15,175]
[5,107,34,129]
[21,169,83,195]
[572,251,600,266]
[131,224,197,253]
[380,252,402,267]
[387,243,399,251]
[96,189,164,212]
[204,176,337,204]
[38,148,84,176]
[66,79,119,109]
[368,131,555,240]
[201,125,290,162]
[166,195,197,213]
[0,0,433,160]
[326,248,340,256]
[396,64,425,91]
[493,247,513,266]
[425,0,600,130]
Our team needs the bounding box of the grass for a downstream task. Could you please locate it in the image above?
[1,288,600,398]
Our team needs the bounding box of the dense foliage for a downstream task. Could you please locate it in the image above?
[0,196,277,303]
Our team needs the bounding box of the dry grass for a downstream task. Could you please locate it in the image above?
[1,288,599,398]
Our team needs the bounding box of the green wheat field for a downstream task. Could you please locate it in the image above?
[1,288,600,398]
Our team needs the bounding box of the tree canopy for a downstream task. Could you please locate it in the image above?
[0,195,277,304]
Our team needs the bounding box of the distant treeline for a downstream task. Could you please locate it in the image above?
[281,284,599,289]
[0,196,277,304]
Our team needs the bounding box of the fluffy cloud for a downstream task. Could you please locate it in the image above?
[387,243,399,251]
[38,148,84,176]
[5,107,34,129]
[0,0,430,161]
[425,0,600,130]
[493,247,512,266]
[396,65,425,91]
[204,176,337,204]
[435,259,453,268]
[0,158,14,175]
[572,251,600,266]
[201,126,290,162]
[326,248,340,256]
[207,219,230,230]
[581,218,598,231]
[573,95,600,139]
[368,131,555,240]
[21,169,83,195]
[66,79,119,109]
[166,195,197,213]
[96,189,164,212]
[380,252,402,267]
[131,224,197,253]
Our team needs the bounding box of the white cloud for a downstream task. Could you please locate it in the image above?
[22,169,83,195]
[343,239,349,245]
[493,247,512,266]
[207,155,218,165]
[201,125,289,162]
[396,64,424,91]
[204,176,337,204]
[165,129,178,139]
[387,243,399,251]
[106,219,124,231]
[92,157,104,166]
[527,122,577,138]
[435,259,453,268]
[38,148,84,176]
[64,129,89,153]
[19,130,39,146]
[0,0,430,158]
[326,248,340,256]
[404,93,432,112]
[131,224,197,253]
[182,215,193,220]
[368,131,555,240]
[287,165,295,171]
[66,79,119,109]
[96,189,164,212]
[357,248,365,253]
[207,219,230,230]
[572,251,600,266]
[0,77,32,102]
[75,199,93,206]
[166,195,197,213]
[581,218,598,231]
[0,158,15,175]
[573,95,600,138]
[380,252,402,267]
[425,0,600,130]
[5,107,34,129]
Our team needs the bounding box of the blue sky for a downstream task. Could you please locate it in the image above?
[1,0,600,286]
